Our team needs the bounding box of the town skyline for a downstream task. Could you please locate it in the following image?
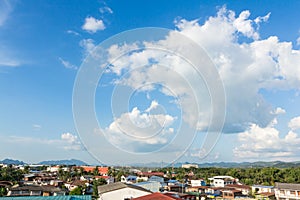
[1,0,300,165]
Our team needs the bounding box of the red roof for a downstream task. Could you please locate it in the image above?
[78,166,109,174]
[132,192,179,200]
[98,167,109,175]
[138,172,165,177]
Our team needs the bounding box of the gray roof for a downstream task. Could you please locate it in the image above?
[10,185,62,192]
[97,182,152,194]
[275,182,300,190]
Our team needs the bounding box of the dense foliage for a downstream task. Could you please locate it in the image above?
[157,167,300,186]
[0,165,23,183]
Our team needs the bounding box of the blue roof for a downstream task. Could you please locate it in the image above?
[252,185,274,188]
[0,195,92,200]
[168,180,178,183]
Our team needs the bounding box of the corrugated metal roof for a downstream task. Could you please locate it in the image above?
[275,182,300,190]
[0,195,91,200]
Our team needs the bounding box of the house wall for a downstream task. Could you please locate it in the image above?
[98,187,151,200]
[274,188,300,200]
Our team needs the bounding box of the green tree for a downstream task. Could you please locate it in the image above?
[69,186,83,195]
[92,178,107,198]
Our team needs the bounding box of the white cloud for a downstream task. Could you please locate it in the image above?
[288,116,300,131]
[67,30,80,36]
[32,124,42,131]
[101,103,176,152]
[0,45,21,67]
[82,16,105,33]
[0,0,14,26]
[233,10,259,40]
[274,107,286,115]
[58,57,78,70]
[234,118,300,160]
[145,100,159,112]
[79,38,96,56]
[61,133,82,151]
[99,6,113,14]
[103,7,290,133]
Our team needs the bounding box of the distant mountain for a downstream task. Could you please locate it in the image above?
[38,159,87,166]
[128,161,300,168]
[0,158,25,165]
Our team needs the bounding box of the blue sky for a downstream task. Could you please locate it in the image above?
[1,0,300,165]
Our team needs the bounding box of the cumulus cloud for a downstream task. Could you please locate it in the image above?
[79,7,300,162]
[288,116,300,131]
[100,102,176,152]
[82,16,105,33]
[61,132,82,151]
[234,117,300,160]
[101,7,300,134]
[274,107,286,115]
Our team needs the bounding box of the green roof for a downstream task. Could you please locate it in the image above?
[0,195,92,200]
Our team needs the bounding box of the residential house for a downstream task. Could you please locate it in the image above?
[97,182,152,200]
[134,181,161,192]
[186,186,208,194]
[7,185,66,197]
[137,171,165,178]
[274,182,300,200]
[208,176,239,187]
[95,176,114,184]
[226,184,251,195]
[255,192,276,200]
[190,179,206,187]
[121,175,137,184]
[222,188,243,199]
[252,185,274,194]
[148,175,164,183]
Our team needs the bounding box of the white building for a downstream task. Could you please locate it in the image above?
[191,179,205,187]
[97,182,152,200]
[274,182,300,200]
[208,176,238,187]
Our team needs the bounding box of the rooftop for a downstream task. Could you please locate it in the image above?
[275,182,300,190]
[97,182,152,194]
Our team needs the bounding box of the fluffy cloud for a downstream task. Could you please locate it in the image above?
[288,116,300,131]
[79,38,96,56]
[101,7,300,134]
[234,117,300,160]
[82,16,105,33]
[61,132,82,151]
[101,101,176,152]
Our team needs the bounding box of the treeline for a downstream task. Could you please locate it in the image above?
[157,167,300,186]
